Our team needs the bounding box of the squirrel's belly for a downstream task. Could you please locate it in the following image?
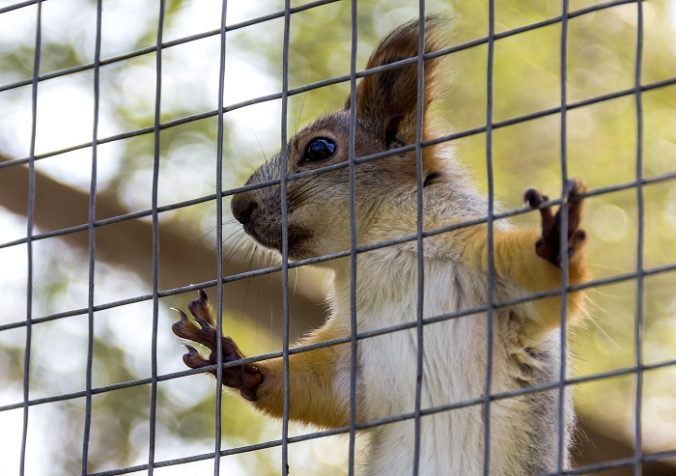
[354,261,489,413]
[331,258,571,474]
[353,271,489,475]
[356,310,486,476]
[364,413,483,476]
[350,297,567,473]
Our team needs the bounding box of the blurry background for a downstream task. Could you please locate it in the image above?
[0,0,675,474]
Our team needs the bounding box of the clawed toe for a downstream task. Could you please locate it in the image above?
[188,289,216,327]
[183,345,211,369]
[524,188,549,209]
[525,178,587,267]
[171,290,264,401]
[563,177,586,203]
[171,308,201,339]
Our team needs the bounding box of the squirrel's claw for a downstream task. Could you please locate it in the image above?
[182,345,211,369]
[526,178,587,267]
[188,289,216,327]
[171,290,264,401]
[171,307,200,340]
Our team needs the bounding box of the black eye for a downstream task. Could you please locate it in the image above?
[302,137,336,163]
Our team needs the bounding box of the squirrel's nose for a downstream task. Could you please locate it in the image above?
[231,194,258,225]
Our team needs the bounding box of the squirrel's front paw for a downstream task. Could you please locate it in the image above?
[524,178,587,267]
[171,290,264,401]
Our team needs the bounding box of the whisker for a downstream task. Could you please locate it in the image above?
[580,291,621,349]
[292,267,299,299]
[267,250,275,337]
[200,218,238,244]
[251,242,262,341]
[220,228,244,251]
[251,131,269,164]
[241,241,256,337]
[295,94,308,136]
[223,234,247,265]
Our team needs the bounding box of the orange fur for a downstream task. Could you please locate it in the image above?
[252,322,351,428]
[462,226,589,340]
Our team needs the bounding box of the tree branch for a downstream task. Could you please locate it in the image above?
[0,155,326,336]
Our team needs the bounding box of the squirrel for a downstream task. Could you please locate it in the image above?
[172,17,589,475]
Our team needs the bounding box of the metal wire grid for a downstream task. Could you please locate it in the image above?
[1,0,675,474]
[412,4,427,475]
[347,1,360,473]
[80,0,102,472]
[557,1,571,472]
[18,1,40,474]
[483,0,497,472]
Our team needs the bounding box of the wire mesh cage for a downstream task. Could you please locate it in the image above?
[0,0,675,475]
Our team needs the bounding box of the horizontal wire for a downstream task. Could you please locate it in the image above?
[1,76,675,252]
[0,170,674,332]
[0,0,629,96]
[1,255,671,377]
[70,360,676,476]
[0,73,673,199]
[0,0,339,94]
[1,258,675,415]
[0,178,673,329]
[0,0,634,98]
[0,0,46,15]
[96,447,676,476]
[545,447,676,476]
[0,0,655,172]
[85,446,676,476]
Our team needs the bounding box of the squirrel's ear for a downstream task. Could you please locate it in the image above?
[346,17,447,147]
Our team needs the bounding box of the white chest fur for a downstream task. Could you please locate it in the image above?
[329,250,565,475]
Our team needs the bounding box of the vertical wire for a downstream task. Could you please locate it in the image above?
[412,5,426,476]
[148,1,166,474]
[214,0,229,475]
[346,0,358,474]
[280,0,292,473]
[19,2,41,475]
[482,1,496,474]
[81,0,103,473]
[556,0,571,472]
[632,1,645,474]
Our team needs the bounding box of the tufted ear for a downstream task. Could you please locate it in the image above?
[347,16,447,148]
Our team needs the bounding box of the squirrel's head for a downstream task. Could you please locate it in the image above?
[232,17,475,262]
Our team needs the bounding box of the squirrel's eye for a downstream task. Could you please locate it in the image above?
[302,138,336,163]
